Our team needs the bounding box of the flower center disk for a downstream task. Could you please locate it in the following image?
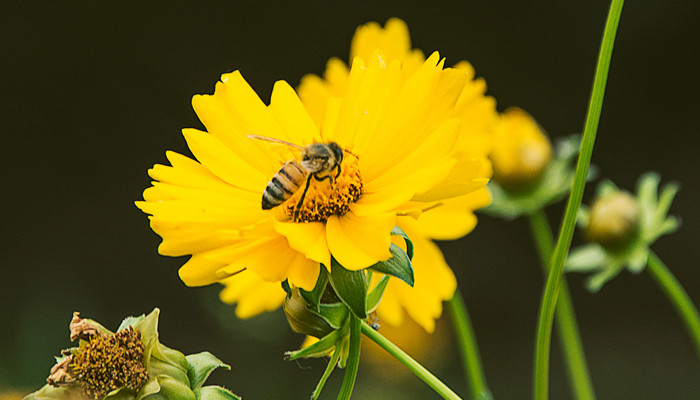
[284,159,363,223]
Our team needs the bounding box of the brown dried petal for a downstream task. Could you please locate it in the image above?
[69,312,101,342]
[47,354,75,386]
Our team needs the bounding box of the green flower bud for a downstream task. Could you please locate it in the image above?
[586,191,640,251]
[283,288,334,339]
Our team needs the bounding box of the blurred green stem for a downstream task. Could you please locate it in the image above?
[529,210,596,400]
[312,341,342,400]
[448,290,493,400]
[646,251,700,361]
[533,1,623,399]
[361,321,463,400]
[338,316,361,400]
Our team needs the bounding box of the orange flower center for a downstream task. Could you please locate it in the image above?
[283,159,363,223]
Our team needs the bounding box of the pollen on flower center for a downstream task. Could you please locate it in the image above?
[284,159,363,223]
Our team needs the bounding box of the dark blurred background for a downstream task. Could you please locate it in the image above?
[2,1,699,399]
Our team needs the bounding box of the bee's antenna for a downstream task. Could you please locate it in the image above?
[343,148,359,159]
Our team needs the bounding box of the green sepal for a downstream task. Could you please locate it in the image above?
[328,258,367,319]
[193,386,241,400]
[138,375,195,400]
[368,244,414,287]
[366,275,391,314]
[285,328,344,361]
[391,226,414,260]
[149,343,191,386]
[299,267,329,311]
[311,302,349,329]
[105,387,137,400]
[22,385,89,400]
[281,279,292,297]
[186,352,231,390]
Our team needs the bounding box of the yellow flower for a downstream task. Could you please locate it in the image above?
[490,107,553,191]
[296,18,496,332]
[137,47,489,321]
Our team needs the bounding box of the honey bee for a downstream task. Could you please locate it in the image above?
[248,135,356,220]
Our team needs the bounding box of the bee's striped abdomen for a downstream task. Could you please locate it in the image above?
[262,160,307,210]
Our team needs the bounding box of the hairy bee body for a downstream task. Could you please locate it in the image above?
[261,159,306,210]
[257,139,345,216]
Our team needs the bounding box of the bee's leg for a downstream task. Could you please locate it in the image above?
[294,175,314,222]
[333,163,342,181]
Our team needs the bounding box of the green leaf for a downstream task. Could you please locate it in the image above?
[285,328,344,361]
[328,258,367,319]
[150,342,190,386]
[105,387,137,400]
[186,352,231,390]
[139,375,195,400]
[369,244,414,287]
[133,309,161,371]
[193,386,241,400]
[313,302,349,329]
[565,244,606,272]
[299,267,329,311]
[366,275,390,314]
[22,385,89,400]
[391,226,414,260]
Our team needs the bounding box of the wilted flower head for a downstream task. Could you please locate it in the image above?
[25,309,239,400]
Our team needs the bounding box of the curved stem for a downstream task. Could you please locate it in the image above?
[360,321,463,400]
[312,342,342,400]
[646,251,700,361]
[448,290,493,400]
[533,1,624,399]
[337,316,361,400]
[529,211,596,400]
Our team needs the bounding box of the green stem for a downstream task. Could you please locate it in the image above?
[312,341,342,400]
[337,316,361,400]
[529,211,596,400]
[533,1,623,399]
[646,251,700,361]
[360,321,463,400]
[448,290,493,400]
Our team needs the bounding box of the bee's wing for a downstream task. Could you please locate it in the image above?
[247,135,305,151]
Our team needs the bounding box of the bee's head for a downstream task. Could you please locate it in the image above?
[328,142,343,164]
[301,142,343,173]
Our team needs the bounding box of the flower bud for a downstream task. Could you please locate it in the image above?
[490,108,553,192]
[586,191,640,251]
[283,288,334,339]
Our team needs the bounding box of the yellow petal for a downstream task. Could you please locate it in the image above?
[273,220,331,267]
[326,211,395,270]
[297,73,330,128]
[178,253,227,287]
[192,81,283,175]
[287,255,321,291]
[269,80,322,145]
[415,190,491,240]
[182,128,269,193]
[350,18,411,63]
[219,271,286,318]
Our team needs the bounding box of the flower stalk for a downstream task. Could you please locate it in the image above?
[529,210,596,400]
[533,1,624,399]
[448,290,493,400]
[337,316,362,400]
[646,251,700,362]
[360,321,463,400]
